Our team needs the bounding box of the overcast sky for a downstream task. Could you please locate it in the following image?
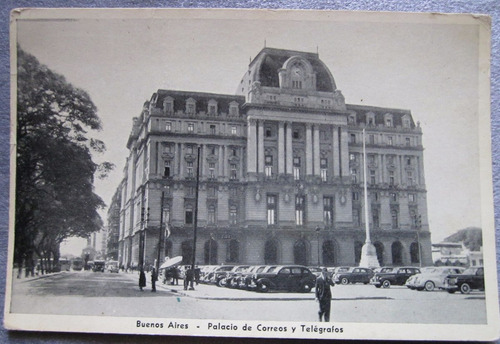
[14,9,489,255]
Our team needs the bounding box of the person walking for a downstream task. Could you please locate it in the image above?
[184,266,194,290]
[139,268,146,291]
[315,267,334,322]
[151,267,157,292]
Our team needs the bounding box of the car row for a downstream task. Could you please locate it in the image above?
[201,264,317,293]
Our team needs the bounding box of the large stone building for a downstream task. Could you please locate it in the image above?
[116,47,432,269]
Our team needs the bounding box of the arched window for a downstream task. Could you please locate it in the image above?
[322,240,336,266]
[181,241,193,265]
[204,239,218,265]
[294,240,307,265]
[410,242,420,264]
[227,240,239,263]
[374,242,384,266]
[392,241,403,265]
[264,240,278,264]
[354,241,364,264]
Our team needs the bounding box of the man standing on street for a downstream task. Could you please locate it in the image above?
[315,267,334,322]
[151,267,157,292]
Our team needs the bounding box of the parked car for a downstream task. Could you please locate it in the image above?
[208,265,237,286]
[333,267,374,285]
[252,265,316,293]
[92,260,105,272]
[244,265,278,290]
[221,265,251,288]
[443,266,484,294]
[105,260,120,273]
[370,266,421,288]
[199,266,219,284]
[405,267,465,291]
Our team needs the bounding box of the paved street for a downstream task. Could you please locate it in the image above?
[9,271,486,324]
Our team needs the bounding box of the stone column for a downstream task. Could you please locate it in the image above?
[332,126,340,177]
[379,154,384,183]
[247,118,257,174]
[286,122,293,175]
[257,120,265,174]
[218,145,224,180]
[223,146,229,180]
[278,121,285,174]
[340,127,350,178]
[313,125,320,176]
[306,123,313,176]
[178,143,184,176]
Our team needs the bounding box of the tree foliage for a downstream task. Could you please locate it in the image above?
[443,227,483,251]
[15,47,113,266]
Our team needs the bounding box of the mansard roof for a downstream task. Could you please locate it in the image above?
[248,47,337,92]
[152,89,245,113]
[346,104,416,128]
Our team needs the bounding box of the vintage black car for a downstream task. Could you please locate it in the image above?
[333,267,374,285]
[443,266,484,294]
[252,265,316,293]
[370,266,421,288]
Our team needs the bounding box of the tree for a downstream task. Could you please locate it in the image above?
[444,227,483,251]
[15,46,113,270]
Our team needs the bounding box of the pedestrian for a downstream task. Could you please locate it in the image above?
[172,267,179,285]
[194,265,201,285]
[151,267,157,292]
[139,268,146,291]
[315,267,334,322]
[184,266,194,290]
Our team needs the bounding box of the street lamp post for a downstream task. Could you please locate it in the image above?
[316,226,321,267]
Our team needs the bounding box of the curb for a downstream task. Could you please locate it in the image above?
[15,271,65,283]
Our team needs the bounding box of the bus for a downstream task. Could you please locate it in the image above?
[71,258,84,271]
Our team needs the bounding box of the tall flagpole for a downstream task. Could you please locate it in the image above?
[359,129,380,268]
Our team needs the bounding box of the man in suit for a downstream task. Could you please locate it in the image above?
[315,267,335,322]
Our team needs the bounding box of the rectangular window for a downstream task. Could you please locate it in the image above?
[208,205,216,224]
[387,136,393,145]
[295,195,305,226]
[369,134,375,144]
[293,157,301,180]
[231,126,237,135]
[187,103,195,114]
[164,161,171,177]
[390,192,397,202]
[352,192,359,201]
[209,105,216,116]
[165,102,173,113]
[370,170,376,185]
[350,153,356,161]
[230,164,238,180]
[351,168,357,183]
[265,127,272,137]
[209,163,215,179]
[265,155,273,177]
[323,197,334,226]
[166,122,172,131]
[188,123,194,132]
[372,208,379,228]
[208,186,216,197]
[389,171,395,185]
[229,206,238,225]
[185,206,193,225]
[293,130,300,139]
[350,133,356,143]
[409,194,416,203]
[353,208,360,226]
[405,137,411,146]
[320,158,328,182]
[210,125,216,135]
[186,145,193,154]
[267,195,277,225]
[407,171,413,186]
[229,106,238,116]
[187,162,194,178]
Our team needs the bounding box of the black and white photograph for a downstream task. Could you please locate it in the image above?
[4,8,499,341]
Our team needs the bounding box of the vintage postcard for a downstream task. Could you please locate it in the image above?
[5,8,499,341]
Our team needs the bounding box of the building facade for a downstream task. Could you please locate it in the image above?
[117,47,432,269]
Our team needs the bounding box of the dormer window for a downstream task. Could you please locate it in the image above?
[208,99,218,116]
[163,96,174,114]
[291,62,305,89]
[186,98,196,114]
[384,113,393,127]
[402,115,411,128]
[348,114,356,125]
[229,101,239,116]
[366,112,376,126]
